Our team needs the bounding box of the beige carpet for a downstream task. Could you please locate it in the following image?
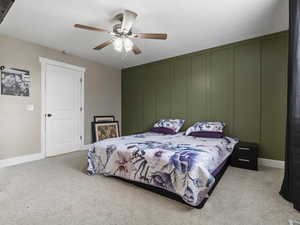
[0,151,299,225]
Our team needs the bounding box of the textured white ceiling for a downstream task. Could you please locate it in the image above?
[0,0,288,69]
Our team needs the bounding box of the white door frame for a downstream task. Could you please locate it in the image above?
[39,57,85,157]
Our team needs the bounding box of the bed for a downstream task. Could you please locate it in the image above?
[87,132,238,207]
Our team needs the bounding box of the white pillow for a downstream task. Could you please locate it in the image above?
[185,122,225,136]
[153,119,185,133]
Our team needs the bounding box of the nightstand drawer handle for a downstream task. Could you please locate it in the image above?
[239,147,251,151]
[238,158,250,162]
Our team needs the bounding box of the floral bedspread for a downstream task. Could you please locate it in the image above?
[87,132,238,206]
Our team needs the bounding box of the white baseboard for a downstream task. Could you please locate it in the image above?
[81,144,93,150]
[258,158,285,169]
[0,153,45,168]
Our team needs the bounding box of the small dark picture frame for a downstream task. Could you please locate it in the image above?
[93,115,115,122]
[92,121,120,142]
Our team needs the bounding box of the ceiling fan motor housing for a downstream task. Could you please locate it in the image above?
[114,13,124,22]
[113,23,132,36]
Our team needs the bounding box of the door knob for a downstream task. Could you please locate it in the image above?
[46,114,52,117]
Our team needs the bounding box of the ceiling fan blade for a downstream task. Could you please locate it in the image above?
[74,24,108,32]
[121,10,138,34]
[93,40,113,50]
[132,44,142,55]
[132,33,168,40]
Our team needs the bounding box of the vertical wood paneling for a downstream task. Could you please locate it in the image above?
[122,31,288,160]
[261,34,288,160]
[171,57,190,127]
[210,47,235,135]
[143,64,157,130]
[156,62,171,120]
[189,53,210,126]
[121,70,129,134]
[125,67,144,134]
[123,69,135,134]
[234,40,261,142]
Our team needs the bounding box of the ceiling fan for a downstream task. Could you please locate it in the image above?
[74,10,168,55]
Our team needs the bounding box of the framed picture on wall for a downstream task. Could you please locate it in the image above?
[94,115,115,122]
[1,68,30,96]
[92,121,120,142]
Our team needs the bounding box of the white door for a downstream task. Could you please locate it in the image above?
[44,63,83,157]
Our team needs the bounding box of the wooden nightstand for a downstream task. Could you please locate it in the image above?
[231,142,258,170]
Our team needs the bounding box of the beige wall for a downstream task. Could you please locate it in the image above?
[0,34,121,160]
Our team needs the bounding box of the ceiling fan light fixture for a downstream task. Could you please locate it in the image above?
[113,38,123,52]
[124,38,133,52]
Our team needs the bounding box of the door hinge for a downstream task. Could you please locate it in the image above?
[80,106,83,112]
[80,136,82,140]
[80,78,83,83]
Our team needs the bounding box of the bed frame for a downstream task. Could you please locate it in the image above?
[114,157,231,209]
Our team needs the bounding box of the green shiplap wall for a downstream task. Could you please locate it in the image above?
[122,31,288,160]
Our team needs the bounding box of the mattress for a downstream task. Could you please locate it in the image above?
[87,132,238,206]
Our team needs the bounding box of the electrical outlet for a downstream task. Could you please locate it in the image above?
[26,104,34,111]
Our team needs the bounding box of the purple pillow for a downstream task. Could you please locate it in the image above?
[189,131,224,138]
[150,127,176,135]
